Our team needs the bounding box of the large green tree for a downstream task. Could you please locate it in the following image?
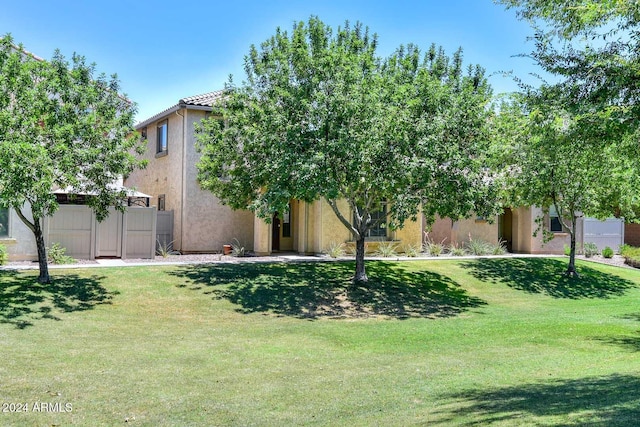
[196,17,496,282]
[495,90,640,277]
[497,0,640,275]
[0,35,146,283]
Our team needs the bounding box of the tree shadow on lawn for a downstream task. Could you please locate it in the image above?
[593,313,640,353]
[460,258,637,299]
[0,270,116,329]
[168,261,486,320]
[436,374,640,426]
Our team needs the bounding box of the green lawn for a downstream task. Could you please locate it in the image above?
[1,258,639,426]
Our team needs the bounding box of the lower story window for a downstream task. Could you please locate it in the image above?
[158,195,166,211]
[549,206,563,232]
[355,204,387,239]
[0,208,8,237]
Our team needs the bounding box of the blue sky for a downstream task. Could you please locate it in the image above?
[1,0,539,123]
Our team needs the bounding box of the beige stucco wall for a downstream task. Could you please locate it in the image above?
[251,199,424,255]
[308,199,422,255]
[125,111,186,249]
[125,108,254,253]
[181,110,254,253]
[393,214,423,251]
[426,216,452,245]
[424,207,585,255]
[425,214,499,247]
[512,206,533,253]
[452,217,499,245]
[510,206,585,255]
[526,206,583,255]
[297,200,316,255]
[315,199,351,253]
[253,216,271,255]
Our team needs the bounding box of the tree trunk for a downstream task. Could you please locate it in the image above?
[565,218,579,278]
[14,207,50,283]
[33,218,50,284]
[354,235,368,283]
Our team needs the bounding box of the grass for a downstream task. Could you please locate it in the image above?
[1,258,640,425]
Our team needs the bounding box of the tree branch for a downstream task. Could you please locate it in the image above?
[327,198,360,239]
[14,206,36,234]
[552,195,573,236]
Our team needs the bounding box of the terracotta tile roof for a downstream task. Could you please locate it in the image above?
[136,90,224,129]
[179,90,224,107]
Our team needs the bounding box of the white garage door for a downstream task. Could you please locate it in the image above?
[583,217,624,251]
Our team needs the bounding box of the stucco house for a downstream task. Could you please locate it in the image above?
[125,91,423,256]
[126,90,627,257]
[428,207,624,254]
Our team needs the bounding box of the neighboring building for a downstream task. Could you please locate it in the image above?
[125,92,423,255]
[427,207,624,254]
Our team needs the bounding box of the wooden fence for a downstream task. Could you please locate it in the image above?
[43,205,157,259]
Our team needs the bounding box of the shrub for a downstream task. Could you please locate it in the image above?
[231,238,246,257]
[374,241,398,257]
[491,242,507,255]
[326,241,346,258]
[47,242,76,264]
[448,242,466,256]
[563,244,571,256]
[602,246,614,259]
[465,237,493,256]
[583,242,599,258]
[403,243,421,258]
[620,244,640,268]
[423,237,446,257]
[0,243,7,265]
[620,244,640,258]
[156,239,180,257]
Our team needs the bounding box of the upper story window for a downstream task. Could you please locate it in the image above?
[158,194,166,211]
[156,120,168,156]
[0,208,9,237]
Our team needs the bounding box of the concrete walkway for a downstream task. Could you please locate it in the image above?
[0,252,573,271]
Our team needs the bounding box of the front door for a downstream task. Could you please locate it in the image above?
[272,215,280,251]
[499,208,513,252]
[272,203,294,252]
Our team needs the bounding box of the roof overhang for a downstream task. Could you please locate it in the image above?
[53,185,151,199]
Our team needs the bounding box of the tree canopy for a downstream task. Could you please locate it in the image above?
[497,0,640,275]
[495,89,640,276]
[500,0,640,135]
[0,34,146,283]
[197,17,497,282]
